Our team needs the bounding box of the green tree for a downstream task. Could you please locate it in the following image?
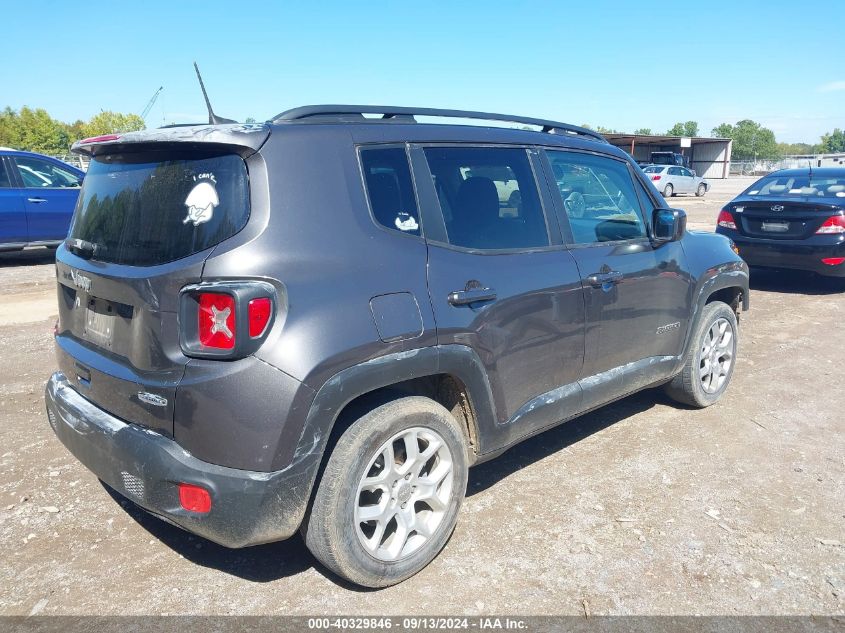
[820,128,845,153]
[666,121,699,137]
[777,142,822,155]
[0,106,70,153]
[244,117,257,124]
[633,127,652,135]
[595,125,619,134]
[82,111,145,138]
[710,119,781,160]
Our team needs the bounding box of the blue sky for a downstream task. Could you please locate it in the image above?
[2,1,842,143]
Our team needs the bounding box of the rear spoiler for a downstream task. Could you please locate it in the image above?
[71,123,271,157]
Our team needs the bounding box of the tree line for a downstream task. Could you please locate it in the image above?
[583,119,845,160]
[0,106,145,155]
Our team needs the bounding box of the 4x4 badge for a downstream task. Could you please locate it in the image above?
[183,179,219,226]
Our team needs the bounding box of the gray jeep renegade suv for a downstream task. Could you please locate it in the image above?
[45,106,749,587]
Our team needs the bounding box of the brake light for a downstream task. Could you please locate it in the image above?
[717,210,737,229]
[78,134,121,145]
[816,215,845,234]
[198,292,236,349]
[248,297,272,337]
[178,483,211,513]
[651,175,662,181]
[822,257,845,266]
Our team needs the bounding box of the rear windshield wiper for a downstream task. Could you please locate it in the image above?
[64,238,98,259]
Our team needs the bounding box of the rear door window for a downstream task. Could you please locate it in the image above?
[360,147,421,235]
[69,152,249,266]
[422,146,549,250]
[13,156,81,188]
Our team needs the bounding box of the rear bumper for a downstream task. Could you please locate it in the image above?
[718,229,845,277]
[45,372,316,548]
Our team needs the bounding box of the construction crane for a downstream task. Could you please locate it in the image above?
[140,86,163,123]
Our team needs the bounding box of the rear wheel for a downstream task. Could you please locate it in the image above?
[665,301,738,408]
[304,396,468,588]
[663,183,674,198]
[696,183,706,197]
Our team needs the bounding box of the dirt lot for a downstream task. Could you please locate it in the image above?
[0,177,843,616]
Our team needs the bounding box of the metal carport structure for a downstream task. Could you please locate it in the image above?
[602,133,733,179]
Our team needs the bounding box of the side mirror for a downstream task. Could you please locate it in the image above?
[652,207,687,244]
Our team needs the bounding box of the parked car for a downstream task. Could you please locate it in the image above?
[716,167,845,278]
[0,148,84,251]
[643,164,708,198]
[45,106,749,588]
[649,151,690,169]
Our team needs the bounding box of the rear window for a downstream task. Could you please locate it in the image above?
[643,166,664,173]
[69,152,249,266]
[745,174,845,199]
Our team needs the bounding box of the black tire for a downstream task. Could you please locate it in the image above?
[663,183,674,198]
[303,396,468,588]
[696,183,706,197]
[664,301,738,408]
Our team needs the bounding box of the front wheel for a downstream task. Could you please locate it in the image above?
[696,183,707,197]
[663,183,674,198]
[303,396,468,588]
[664,301,738,408]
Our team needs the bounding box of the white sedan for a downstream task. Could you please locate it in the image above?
[643,164,709,198]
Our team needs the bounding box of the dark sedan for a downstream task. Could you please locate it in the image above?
[716,168,845,278]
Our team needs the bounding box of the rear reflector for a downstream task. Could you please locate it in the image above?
[651,175,662,181]
[248,297,272,338]
[816,215,845,234]
[178,483,211,513]
[717,210,737,230]
[822,257,845,266]
[198,292,236,349]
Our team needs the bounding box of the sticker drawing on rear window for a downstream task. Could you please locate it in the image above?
[184,174,219,226]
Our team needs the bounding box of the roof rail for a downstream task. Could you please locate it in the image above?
[272,105,608,143]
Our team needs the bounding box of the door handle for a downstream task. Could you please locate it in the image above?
[27,197,47,203]
[448,287,497,306]
[585,271,623,287]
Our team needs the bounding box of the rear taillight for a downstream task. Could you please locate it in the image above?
[198,292,236,350]
[822,257,845,266]
[180,282,276,359]
[651,175,662,181]
[816,215,845,234]
[717,210,737,229]
[248,298,272,338]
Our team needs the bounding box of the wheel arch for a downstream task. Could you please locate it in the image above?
[674,263,749,374]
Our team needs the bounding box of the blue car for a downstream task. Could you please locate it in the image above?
[0,148,85,251]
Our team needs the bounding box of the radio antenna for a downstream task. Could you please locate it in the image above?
[194,62,237,125]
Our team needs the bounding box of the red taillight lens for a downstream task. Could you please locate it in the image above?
[78,134,121,145]
[822,257,845,266]
[816,215,845,234]
[178,483,211,513]
[248,297,272,338]
[717,210,737,229]
[651,175,662,181]
[198,292,236,349]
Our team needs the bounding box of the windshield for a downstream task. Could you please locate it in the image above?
[69,152,249,266]
[745,174,845,200]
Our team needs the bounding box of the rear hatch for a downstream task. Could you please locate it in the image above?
[55,124,269,436]
[731,200,843,240]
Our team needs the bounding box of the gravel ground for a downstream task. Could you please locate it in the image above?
[0,178,842,616]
